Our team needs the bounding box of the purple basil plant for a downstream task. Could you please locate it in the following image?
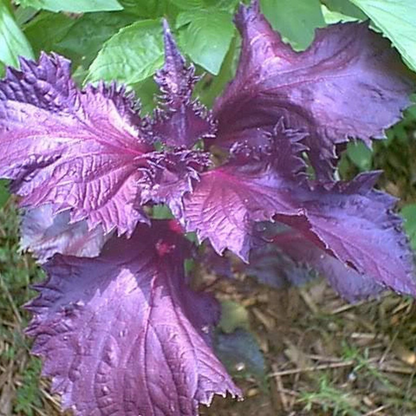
[1,1,416,415]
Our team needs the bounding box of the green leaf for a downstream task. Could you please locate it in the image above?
[56,12,136,68]
[219,300,250,334]
[322,0,367,20]
[170,0,238,10]
[346,141,373,171]
[196,34,238,107]
[0,0,34,67]
[118,0,178,18]
[24,12,75,56]
[86,19,164,85]
[401,204,416,251]
[349,0,416,71]
[118,0,158,17]
[0,180,10,209]
[14,5,38,25]
[321,4,363,24]
[151,204,174,219]
[260,0,327,51]
[15,0,123,13]
[177,9,234,75]
[170,0,204,9]
[132,77,159,115]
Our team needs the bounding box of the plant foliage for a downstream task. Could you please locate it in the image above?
[0,0,416,415]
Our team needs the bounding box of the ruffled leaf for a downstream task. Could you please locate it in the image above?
[287,172,416,296]
[181,130,416,295]
[20,205,110,262]
[152,20,215,148]
[180,160,301,260]
[213,1,415,178]
[26,221,240,416]
[180,122,309,260]
[0,53,153,235]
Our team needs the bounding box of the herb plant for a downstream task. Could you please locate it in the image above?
[0,1,416,415]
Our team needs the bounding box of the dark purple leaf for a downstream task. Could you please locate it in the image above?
[152,20,215,148]
[269,228,384,302]
[26,220,240,416]
[181,130,416,295]
[20,205,110,262]
[285,172,416,296]
[244,237,314,289]
[0,53,154,235]
[180,121,310,260]
[213,1,415,178]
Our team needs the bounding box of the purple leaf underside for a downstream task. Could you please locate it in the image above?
[26,221,240,416]
[20,204,110,262]
[213,2,415,178]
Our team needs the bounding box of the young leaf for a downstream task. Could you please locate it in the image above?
[15,0,123,13]
[139,149,211,219]
[0,0,34,68]
[26,221,240,415]
[350,0,416,71]
[260,0,326,51]
[0,54,152,235]
[213,2,415,178]
[86,19,164,85]
[20,205,109,262]
[152,20,215,147]
[177,9,235,75]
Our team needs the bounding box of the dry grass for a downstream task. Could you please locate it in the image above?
[202,276,416,415]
